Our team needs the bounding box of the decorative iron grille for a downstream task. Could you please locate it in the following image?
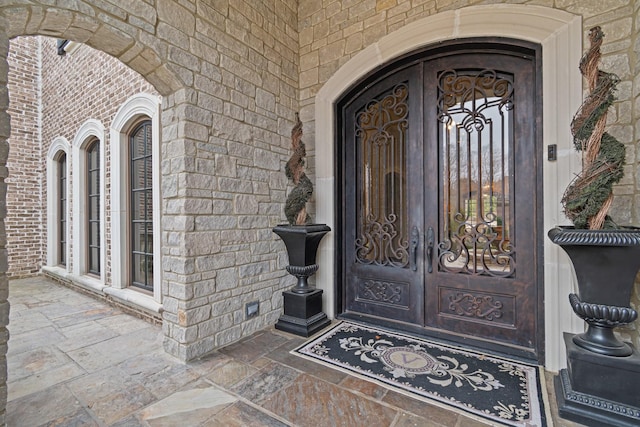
[437,69,516,277]
[354,83,410,268]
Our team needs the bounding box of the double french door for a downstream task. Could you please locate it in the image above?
[338,40,543,360]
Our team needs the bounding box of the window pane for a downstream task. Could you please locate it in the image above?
[132,158,145,191]
[355,83,409,268]
[438,69,515,277]
[59,153,67,266]
[131,191,142,220]
[89,247,100,274]
[132,253,145,285]
[89,171,99,194]
[87,140,101,275]
[90,221,99,244]
[130,120,153,291]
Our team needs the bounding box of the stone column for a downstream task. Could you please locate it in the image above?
[631,0,640,351]
[0,20,10,426]
[161,89,219,361]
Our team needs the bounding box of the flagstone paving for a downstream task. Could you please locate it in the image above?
[6,276,585,426]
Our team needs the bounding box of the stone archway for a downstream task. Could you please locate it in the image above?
[0,4,190,423]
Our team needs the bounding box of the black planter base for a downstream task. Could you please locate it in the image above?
[275,289,331,337]
[555,333,640,426]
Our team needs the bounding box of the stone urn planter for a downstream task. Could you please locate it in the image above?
[548,227,640,356]
[548,227,640,426]
[273,224,331,294]
[272,114,331,337]
[548,27,640,426]
[273,224,331,337]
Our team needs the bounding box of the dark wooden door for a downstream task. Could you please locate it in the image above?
[342,64,425,325]
[339,40,542,361]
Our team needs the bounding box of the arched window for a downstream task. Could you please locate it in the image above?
[58,153,67,266]
[72,119,105,283]
[129,120,153,291]
[110,93,161,306]
[86,139,101,275]
[46,136,71,270]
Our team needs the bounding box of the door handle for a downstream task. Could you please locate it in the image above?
[426,226,435,273]
[410,226,419,271]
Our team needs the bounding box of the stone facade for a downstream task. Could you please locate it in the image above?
[2,1,301,368]
[297,0,640,348]
[0,1,639,424]
[299,0,639,224]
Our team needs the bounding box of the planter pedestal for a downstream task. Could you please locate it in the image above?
[273,224,332,337]
[549,227,640,427]
[555,333,640,427]
[275,289,331,337]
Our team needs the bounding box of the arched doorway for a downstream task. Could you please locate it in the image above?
[336,38,543,361]
[313,5,584,371]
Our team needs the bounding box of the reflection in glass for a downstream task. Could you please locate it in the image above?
[87,139,100,275]
[59,153,67,266]
[437,69,515,277]
[354,83,409,267]
[130,120,153,291]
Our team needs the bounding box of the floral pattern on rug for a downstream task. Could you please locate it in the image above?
[294,322,548,427]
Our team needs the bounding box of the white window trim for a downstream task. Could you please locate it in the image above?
[72,119,106,284]
[46,136,71,272]
[110,93,162,304]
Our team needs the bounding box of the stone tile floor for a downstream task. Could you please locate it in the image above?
[6,276,585,426]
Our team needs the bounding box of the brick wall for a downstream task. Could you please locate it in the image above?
[39,37,157,282]
[6,37,41,278]
[7,35,159,279]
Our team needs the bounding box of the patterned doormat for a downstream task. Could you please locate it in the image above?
[292,321,551,426]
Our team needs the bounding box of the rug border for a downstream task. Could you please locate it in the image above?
[292,321,553,427]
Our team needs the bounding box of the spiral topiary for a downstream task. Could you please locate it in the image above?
[284,113,313,225]
[562,26,625,230]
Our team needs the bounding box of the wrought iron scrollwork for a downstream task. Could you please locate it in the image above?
[437,69,514,129]
[448,292,504,321]
[437,68,516,278]
[355,83,410,268]
[438,222,515,277]
[360,280,404,305]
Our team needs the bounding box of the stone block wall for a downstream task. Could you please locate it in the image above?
[630,0,640,349]
[0,13,9,425]
[299,1,638,222]
[1,1,302,363]
[0,0,638,376]
[297,0,640,348]
[157,0,300,360]
[6,37,41,278]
